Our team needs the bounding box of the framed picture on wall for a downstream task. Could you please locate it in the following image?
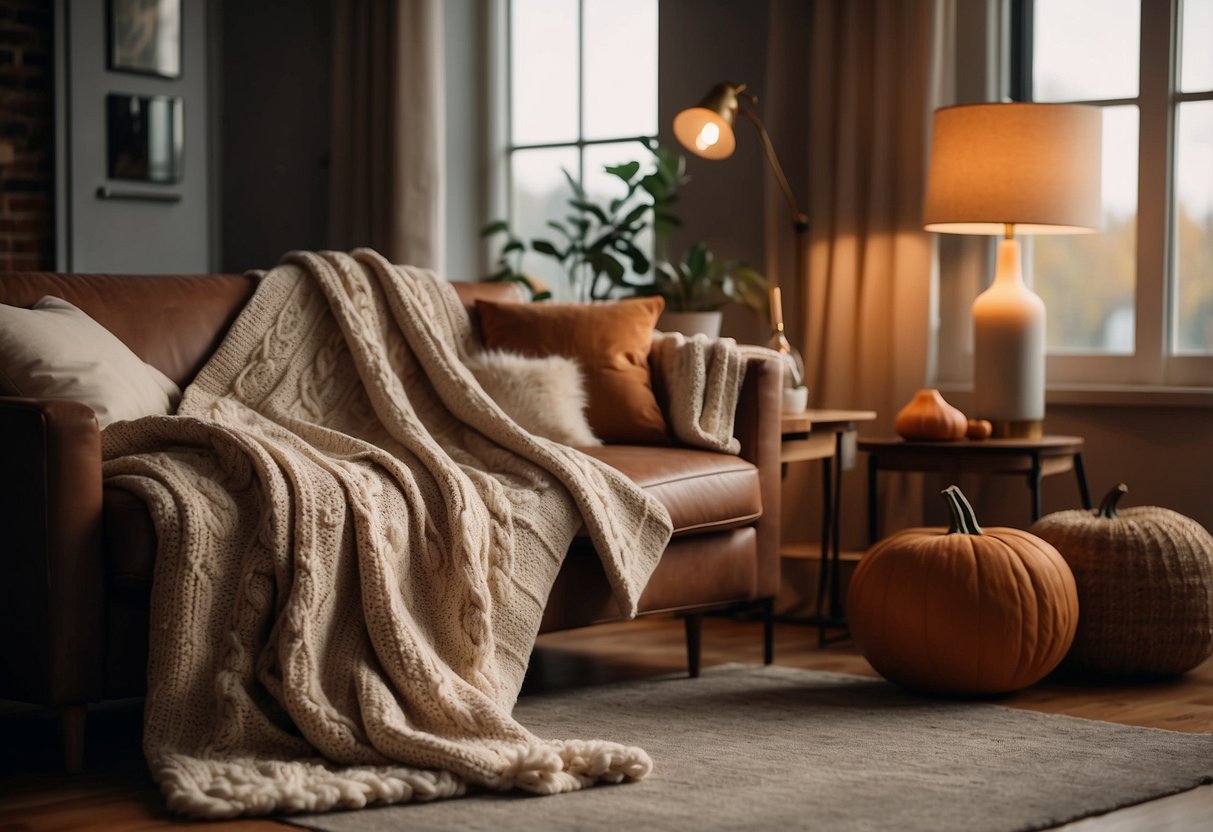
[107,0,182,79]
[106,93,184,183]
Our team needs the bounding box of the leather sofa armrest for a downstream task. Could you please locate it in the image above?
[0,397,106,706]
[733,354,783,599]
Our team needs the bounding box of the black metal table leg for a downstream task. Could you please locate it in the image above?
[1029,451,1043,521]
[829,430,845,620]
[1073,451,1092,509]
[867,452,879,544]
[816,454,834,646]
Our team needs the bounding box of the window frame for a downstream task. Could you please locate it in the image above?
[502,0,659,267]
[948,0,1212,391]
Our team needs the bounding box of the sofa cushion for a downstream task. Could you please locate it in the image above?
[579,445,761,537]
[0,272,260,387]
[0,296,181,427]
[475,296,669,445]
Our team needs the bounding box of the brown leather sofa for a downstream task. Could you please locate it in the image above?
[0,271,782,771]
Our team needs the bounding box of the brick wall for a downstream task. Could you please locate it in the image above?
[0,0,54,271]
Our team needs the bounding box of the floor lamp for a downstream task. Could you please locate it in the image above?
[673,82,807,390]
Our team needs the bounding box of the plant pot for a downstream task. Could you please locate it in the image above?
[656,310,723,338]
[782,385,809,413]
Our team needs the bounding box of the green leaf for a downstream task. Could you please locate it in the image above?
[532,290,553,301]
[615,239,651,274]
[686,242,710,276]
[481,219,510,237]
[502,239,524,254]
[546,220,571,239]
[639,173,667,200]
[569,199,609,224]
[653,213,682,236]
[532,238,563,258]
[604,161,641,182]
[562,168,585,199]
[622,203,649,226]
[590,251,626,283]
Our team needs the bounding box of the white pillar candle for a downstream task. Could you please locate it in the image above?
[972,239,1045,431]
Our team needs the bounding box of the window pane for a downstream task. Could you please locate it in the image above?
[583,141,655,295]
[1035,106,1138,354]
[1174,101,1213,354]
[1033,0,1139,101]
[1181,0,1213,92]
[510,147,580,299]
[583,0,658,140]
[511,0,578,145]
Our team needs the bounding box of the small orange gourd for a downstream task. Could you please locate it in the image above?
[848,486,1079,695]
[965,418,993,440]
[1030,484,1213,677]
[895,388,967,441]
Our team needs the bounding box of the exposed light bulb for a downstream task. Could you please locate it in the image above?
[695,122,720,151]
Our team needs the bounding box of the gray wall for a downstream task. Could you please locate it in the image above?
[657,0,771,300]
[58,0,211,272]
[218,0,331,273]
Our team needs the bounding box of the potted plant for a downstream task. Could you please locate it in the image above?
[482,141,685,302]
[646,242,770,337]
[481,141,771,337]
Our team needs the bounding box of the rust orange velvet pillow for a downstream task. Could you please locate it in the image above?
[475,296,668,444]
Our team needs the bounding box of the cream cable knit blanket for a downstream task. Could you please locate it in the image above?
[100,249,676,818]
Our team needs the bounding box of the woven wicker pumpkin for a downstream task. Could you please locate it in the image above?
[848,486,1079,695]
[1030,484,1213,677]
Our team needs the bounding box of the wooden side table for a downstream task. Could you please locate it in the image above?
[781,409,877,641]
[859,435,1092,543]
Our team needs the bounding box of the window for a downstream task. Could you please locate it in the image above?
[505,0,659,299]
[1014,0,1212,387]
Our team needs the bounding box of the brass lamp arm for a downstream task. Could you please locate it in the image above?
[738,107,808,233]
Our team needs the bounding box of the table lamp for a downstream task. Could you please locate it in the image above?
[923,102,1102,439]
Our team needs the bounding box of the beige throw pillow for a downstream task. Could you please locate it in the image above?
[465,349,600,447]
[0,296,182,428]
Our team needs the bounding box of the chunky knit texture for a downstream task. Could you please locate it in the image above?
[100,250,675,818]
[650,331,748,455]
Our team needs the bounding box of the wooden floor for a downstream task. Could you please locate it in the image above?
[2,615,1211,830]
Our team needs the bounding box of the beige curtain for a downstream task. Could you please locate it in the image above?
[330,0,445,272]
[767,0,955,536]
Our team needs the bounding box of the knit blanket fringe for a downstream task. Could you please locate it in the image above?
[100,249,674,818]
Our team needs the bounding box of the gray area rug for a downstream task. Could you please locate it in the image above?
[287,664,1213,832]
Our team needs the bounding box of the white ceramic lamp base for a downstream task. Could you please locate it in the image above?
[972,239,1045,439]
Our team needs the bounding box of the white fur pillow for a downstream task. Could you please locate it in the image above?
[465,349,600,447]
[0,296,182,428]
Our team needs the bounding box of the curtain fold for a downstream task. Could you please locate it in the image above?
[768,0,955,536]
[330,0,445,272]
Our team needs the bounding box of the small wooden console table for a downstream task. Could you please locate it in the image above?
[859,435,1092,543]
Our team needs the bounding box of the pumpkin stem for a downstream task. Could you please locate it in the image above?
[1096,483,1129,519]
[942,485,983,535]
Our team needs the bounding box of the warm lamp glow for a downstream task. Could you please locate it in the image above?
[922,101,1102,439]
[673,105,736,160]
[923,102,1102,236]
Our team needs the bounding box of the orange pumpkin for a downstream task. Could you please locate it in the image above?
[1030,483,1213,677]
[895,389,967,441]
[848,486,1079,695]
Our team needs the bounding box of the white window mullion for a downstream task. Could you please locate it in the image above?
[1136,0,1176,384]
